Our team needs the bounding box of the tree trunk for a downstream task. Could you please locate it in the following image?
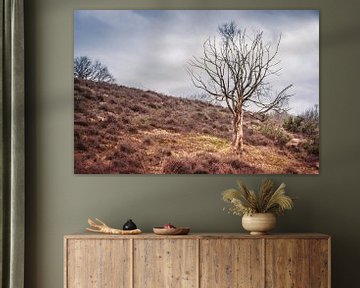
[232,109,244,154]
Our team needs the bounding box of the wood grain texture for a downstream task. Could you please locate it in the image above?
[64,234,330,288]
[310,239,330,288]
[66,239,131,288]
[265,239,310,288]
[133,239,197,288]
[200,239,264,288]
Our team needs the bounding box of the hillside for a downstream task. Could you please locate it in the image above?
[74,79,319,174]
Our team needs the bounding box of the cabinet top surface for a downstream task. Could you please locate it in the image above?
[64,232,330,240]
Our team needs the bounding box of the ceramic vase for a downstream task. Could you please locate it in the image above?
[242,213,276,235]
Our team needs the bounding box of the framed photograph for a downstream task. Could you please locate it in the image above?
[74,10,319,174]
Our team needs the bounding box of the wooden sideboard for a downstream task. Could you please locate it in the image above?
[64,233,330,288]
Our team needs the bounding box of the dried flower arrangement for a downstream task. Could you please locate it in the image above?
[222,179,294,216]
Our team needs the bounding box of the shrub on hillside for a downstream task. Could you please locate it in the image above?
[105,146,145,173]
[283,115,303,132]
[162,159,194,174]
[303,134,319,155]
[283,105,319,135]
[75,140,87,151]
[110,154,144,173]
[245,132,272,146]
[118,143,136,154]
[130,104,148,114]
[75,85,95,100]
[157,147,172,156]
[258,121,291,145]
[147,102,160,109]
[127,126,138,134]
[162,154,263,174]
[142,137,153,146]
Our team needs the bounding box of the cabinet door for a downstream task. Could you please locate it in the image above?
[200,239,264,288]
[309,239,330,288]
[134,239,198,288]
[266,239,310,288]
[66,239,131,288]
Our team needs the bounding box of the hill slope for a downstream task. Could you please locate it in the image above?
[74,79,319,174]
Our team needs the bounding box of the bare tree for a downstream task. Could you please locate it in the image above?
[187,22,293,153]
[74,56,93,80]
[74,56,115,83]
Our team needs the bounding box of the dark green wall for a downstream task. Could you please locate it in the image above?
[24,0,360,287]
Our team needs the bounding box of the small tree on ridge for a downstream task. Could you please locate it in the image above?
[74,56,115,83]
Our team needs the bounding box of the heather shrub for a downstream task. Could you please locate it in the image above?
[162,154,263,174]
[164,125,181,133]
[95,94,105,102]
[219,124,230,132]
[149,121,160,128]
[157,147,172,156]
[183,121,194,131]
[91,137,101,149]
[226,158,243,170]
[212,123,219,129]
[135,124,148,130]
[85,127,99,136]
[141,92,151,99]
[283,105,319,135]
[130,104,148,113]
[283,115,303,132]
[122,117,130,124]
[75,118,89,127]
[283,167,299,174]
[193,112,210,121]
[74,164,109,174]
[148,102,160,109]
[165,118,177,125]
[109,98,118,105]
[100,121,110,129]
[105,123,118,134]
[110,155,144,173]
[105,148,144,173]
[103,133,118,142]
[75,85,94,100]
[302,122,317,135]
[258,121,291,145]
[118,143,136,154]
[283,115,318,135]
[162,159,194,174]
[142,137,153,146]
[201,127,211,134]
[127,126,138,134]
[79,136,100,149]
[99,102,112,112]
[245,133,272,146]
[75,140,87,151]
[105,114,117,123]
[303,134,319,155]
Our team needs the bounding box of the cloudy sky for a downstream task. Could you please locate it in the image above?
[74,10,319,115]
